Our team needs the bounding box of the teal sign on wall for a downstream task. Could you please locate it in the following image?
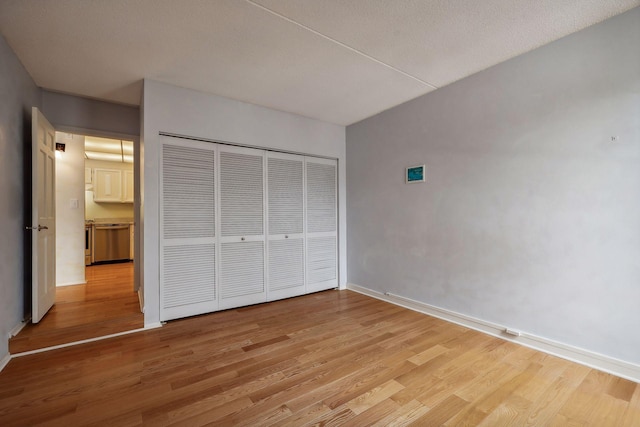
[406,165,425,183]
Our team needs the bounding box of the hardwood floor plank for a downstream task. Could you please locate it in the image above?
[268,402,331,427]
[558,371,629,426]
[165,396,254,426]
[342,398,400,426]
[407,344,449,365]
[307,406,356,426]
[345,379,404,415]
[620,383,640,427]
[413,394,470,425]
[0,289,636,426]
[476,394,532,427]
[513,363,591,427]
[608,376,638,402]
[371,399,431,426]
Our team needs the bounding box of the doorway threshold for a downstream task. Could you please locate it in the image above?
[10,325,160,358]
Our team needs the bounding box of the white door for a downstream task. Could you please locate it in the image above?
[219,146,266,310]
[30,107,56,323]
[306,157,338,292]
[266,152,305,301]
[160,138,218,321]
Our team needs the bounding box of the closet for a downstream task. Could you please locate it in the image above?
[159,136,337,321]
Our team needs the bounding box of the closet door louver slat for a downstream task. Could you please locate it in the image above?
[307,236,337,284]
[269,239,304,291]
[220,151,264,237]
[268,157,304,235]
[160,140,218,321]
[220,241,264,299]
[163,145,215,239]
[163,245,216,307]
[267,154,306,300]
[306,162,337,234]
[219,147,267,309]
[306,158,338,292]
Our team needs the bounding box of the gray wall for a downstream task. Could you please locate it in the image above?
[0,34,41,360]
[42,90,139,137]
[347,8,640,364]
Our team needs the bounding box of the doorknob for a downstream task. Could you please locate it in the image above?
[26,225,48,231]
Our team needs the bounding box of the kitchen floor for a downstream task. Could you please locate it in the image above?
[9,262,143,354]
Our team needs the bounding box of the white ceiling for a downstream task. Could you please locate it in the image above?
[0,1,637,125]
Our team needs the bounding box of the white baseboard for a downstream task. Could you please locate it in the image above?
[56,281,87,287]
[0,352,10,372]
[144,322,163,329]
[347,283,640,383]
[9,321,26,338]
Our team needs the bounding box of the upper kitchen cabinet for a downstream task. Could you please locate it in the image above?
[93,168,122,202]
[123,170,134,203]
[93,168,134,203]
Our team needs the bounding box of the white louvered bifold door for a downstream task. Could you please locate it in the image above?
[219,146,267,310]
[266,152,305,301]
[306,157,338,292]
[160,138,218,321]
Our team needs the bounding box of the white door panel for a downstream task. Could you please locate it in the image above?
[267,152,306,301]
[160,139,217,321]
[219,146,266,308]
[220,148,264,237]
[268,238,305,300]
[219,241,265,309]
[306,158,338,292]
[31,107,56,323]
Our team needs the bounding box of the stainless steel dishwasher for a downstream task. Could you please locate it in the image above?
[93,223,131,263]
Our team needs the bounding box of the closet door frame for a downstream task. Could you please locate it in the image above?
[218,145,267,310]
[266,151,306,301]
[159,137,219,321]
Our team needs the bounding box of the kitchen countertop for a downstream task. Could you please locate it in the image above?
[86,218,134,225]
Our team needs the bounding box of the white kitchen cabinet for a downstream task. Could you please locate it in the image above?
[93,168,134,203]
[123,170,134,203]
[84,167,92,185]
[93,168,122,202]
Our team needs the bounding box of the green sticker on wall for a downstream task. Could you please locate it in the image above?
[406,165,425,183]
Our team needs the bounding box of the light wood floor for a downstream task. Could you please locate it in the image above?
[9,262,143,354]
[1,290,638,426]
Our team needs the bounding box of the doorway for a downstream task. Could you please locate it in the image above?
[10,131,143,354]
